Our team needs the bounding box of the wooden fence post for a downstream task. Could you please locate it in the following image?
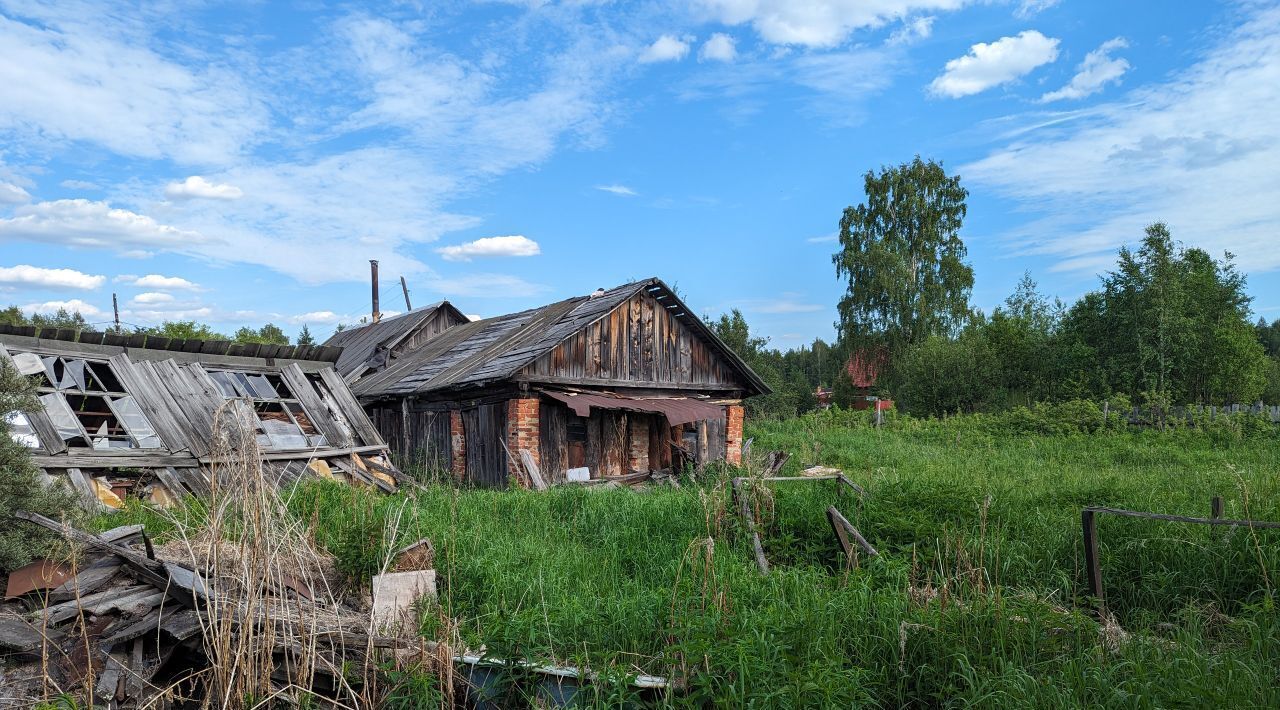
[1081,509,1104,612]
[1211,496,1223,520]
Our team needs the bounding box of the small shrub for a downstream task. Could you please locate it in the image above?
[0,361,84,571]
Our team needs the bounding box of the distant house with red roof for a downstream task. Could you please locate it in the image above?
[845,347,893,411]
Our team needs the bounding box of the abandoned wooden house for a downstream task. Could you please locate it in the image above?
[327,278,770,488]
[0,325,404,509]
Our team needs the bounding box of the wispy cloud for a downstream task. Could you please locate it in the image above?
[964,4,1280,274]
[0,199,209,250]
[1039,38,1130,102]
[430,274,548,298]
[700,0,976,49]
[596,184,638,196]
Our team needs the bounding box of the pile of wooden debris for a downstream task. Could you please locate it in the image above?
[0,511,439,708]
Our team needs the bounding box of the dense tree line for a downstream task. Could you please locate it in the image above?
[717,159,1280,419]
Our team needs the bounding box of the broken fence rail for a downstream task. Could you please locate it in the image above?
[826,506,879,569]
[1081,502,1280,613]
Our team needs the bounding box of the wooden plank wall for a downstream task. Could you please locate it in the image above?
[521,291,742,388]
[539,400,568,483]
[462,403,508,489]
[368,405,451,474]
[399,309,469,353]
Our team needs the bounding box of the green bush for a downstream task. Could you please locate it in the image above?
[0,361,84,571]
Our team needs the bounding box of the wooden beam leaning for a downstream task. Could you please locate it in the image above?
[826,506,879,570]
[731,478,770,575]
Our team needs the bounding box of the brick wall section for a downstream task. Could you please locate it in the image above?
[628,415,650,472]
[506,397,541,483]
[725,404,745,465]
[449,410,465,481]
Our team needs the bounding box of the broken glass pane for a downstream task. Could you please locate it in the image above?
[108,396,163,448]
[60,359,87,391]
[10,352,45,376]
[307,434,328,447]
[39,393,86,442]
[261,418,308,449]
[82,361,113,392]
[208,371,239,398]
[3,411,40,448]
[231,373,257,398]
[247,374,279,400]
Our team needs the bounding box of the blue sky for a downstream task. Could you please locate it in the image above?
[2,0,1278,349]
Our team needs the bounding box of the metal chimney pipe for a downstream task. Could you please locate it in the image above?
[370,259,381,323]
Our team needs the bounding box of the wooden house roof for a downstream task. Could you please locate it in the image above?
[322,301,467,379]
[350,278,770,400]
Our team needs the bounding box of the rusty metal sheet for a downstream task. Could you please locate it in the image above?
[541,390,723,427]
[5,559,72,599]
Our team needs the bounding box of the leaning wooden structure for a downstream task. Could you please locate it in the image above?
[327,278,770,487]
[0,326,405,508]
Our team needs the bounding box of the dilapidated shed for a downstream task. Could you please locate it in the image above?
[329,278,769,488]
[325,300,469,382]
[0,326,405,509]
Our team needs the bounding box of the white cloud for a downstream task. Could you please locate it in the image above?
[0,264,105,290]
[596,184,638,196]
[164,175,244,201]
[929,30,1060,98]
[1040,38,1130,102]
[116,274,201,290]
[0,181,30,204]
[887,16,935,46]
[0,199,209,250]
[289,310,346,325]
[0,10,268,164]
[806,233,838,243]
[130,292,174,305]
[963,4,1280,274]
[21,298,105,318]
[700,0,971,48]
[59,179,100,190]
[641,34,691,63]
[700,33,737,62]
[465,314,483,322]
[436,235,542,262]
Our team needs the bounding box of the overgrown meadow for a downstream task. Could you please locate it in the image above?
[107,410,1280,707]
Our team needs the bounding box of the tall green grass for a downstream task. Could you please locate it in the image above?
[275,419,1280,707]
